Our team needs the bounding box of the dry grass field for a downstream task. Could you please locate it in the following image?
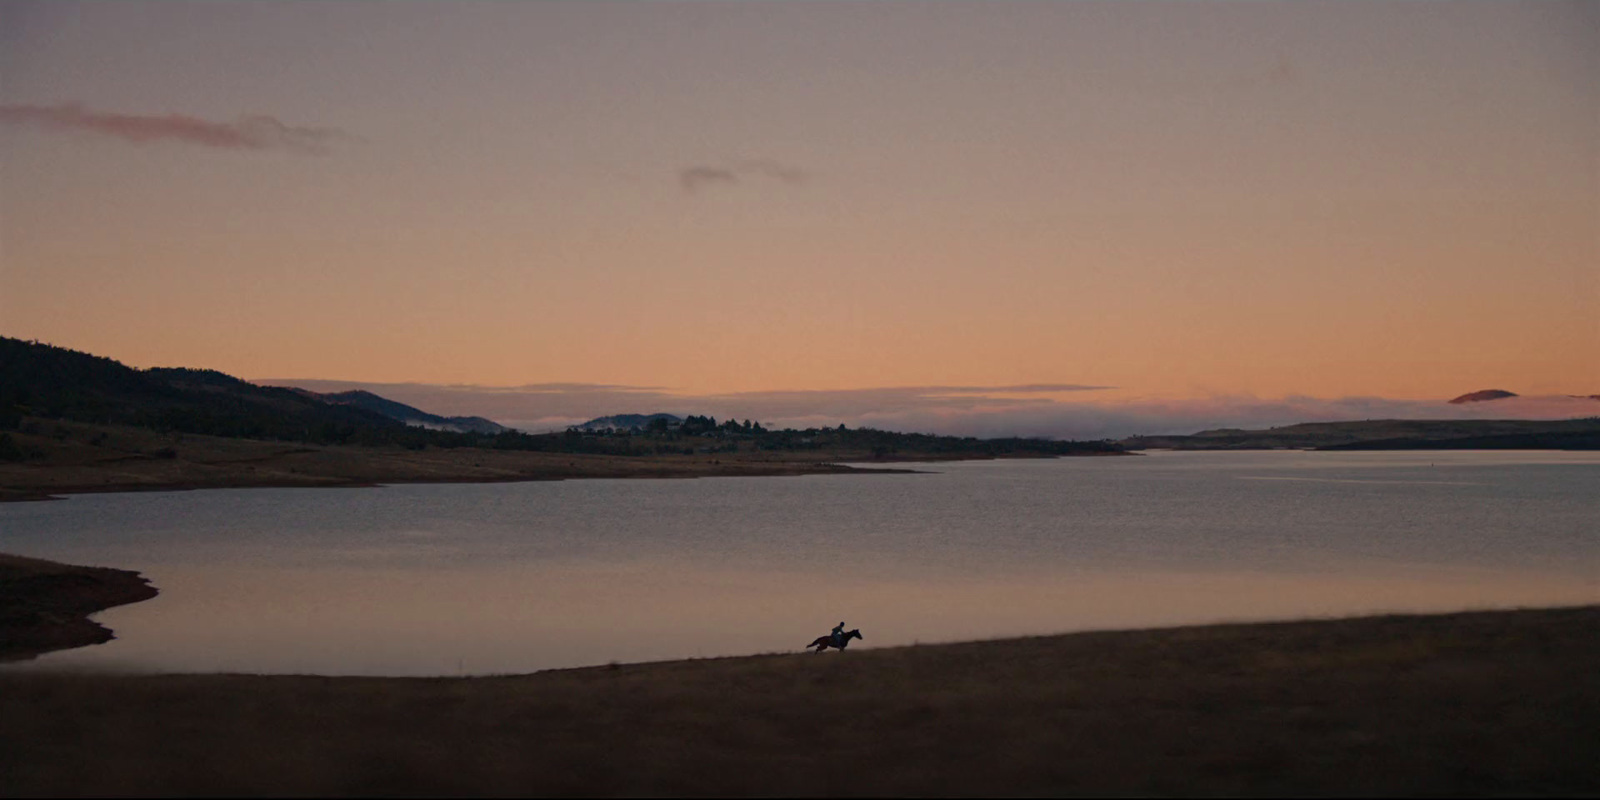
[3,605,1596,796]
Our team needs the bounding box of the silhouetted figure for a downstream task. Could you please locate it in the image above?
[808,627,863,653]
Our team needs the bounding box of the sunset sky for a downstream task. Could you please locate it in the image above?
[2,1,1595,433]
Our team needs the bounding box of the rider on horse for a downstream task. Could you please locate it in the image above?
[831,621,846,648]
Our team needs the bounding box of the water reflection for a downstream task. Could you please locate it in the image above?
[2,451,1596,675]
[14,562,1594,676]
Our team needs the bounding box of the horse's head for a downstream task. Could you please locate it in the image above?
[848,629,863,641]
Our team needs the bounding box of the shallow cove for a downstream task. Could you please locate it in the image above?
[2,450,1595,675]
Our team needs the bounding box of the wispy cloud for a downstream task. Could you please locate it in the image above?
[0,103,362,155]
[678,159,808,192]
[912,384,1111,395]
[678,166,739,192]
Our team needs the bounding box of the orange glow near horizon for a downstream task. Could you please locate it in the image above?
[2,2,1595,400]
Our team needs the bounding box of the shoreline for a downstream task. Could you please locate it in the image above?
[0,446,933,504]
[2,602,1594,795]
[0,461,926,504]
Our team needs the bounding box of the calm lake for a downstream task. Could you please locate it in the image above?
[2,450,1596,675]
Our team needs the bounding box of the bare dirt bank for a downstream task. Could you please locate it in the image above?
[3,605,1595,796]
[0,553,158,662]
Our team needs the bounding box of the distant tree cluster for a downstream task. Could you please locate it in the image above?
[676,415,765,437]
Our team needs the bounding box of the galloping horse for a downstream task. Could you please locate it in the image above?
[807,628,863,653]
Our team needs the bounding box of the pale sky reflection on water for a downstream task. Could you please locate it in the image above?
[2,451,1596,675]
[25,562,1596,677]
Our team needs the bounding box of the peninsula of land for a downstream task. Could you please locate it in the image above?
[0,552,158,662]
[1119,417,1600,451]
[0,337,1123,501]
[0,418,940,502]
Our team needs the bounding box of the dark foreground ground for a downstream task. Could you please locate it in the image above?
[3,605,1596,796]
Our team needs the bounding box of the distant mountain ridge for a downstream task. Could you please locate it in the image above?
[0,337,505,443]
[300,389,507,434]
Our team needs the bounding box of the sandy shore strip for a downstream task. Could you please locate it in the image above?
[3,599,1595,796]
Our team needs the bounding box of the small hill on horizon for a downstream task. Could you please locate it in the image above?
[1449,389,1519,404]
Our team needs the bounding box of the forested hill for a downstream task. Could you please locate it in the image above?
[0,337,406,443]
